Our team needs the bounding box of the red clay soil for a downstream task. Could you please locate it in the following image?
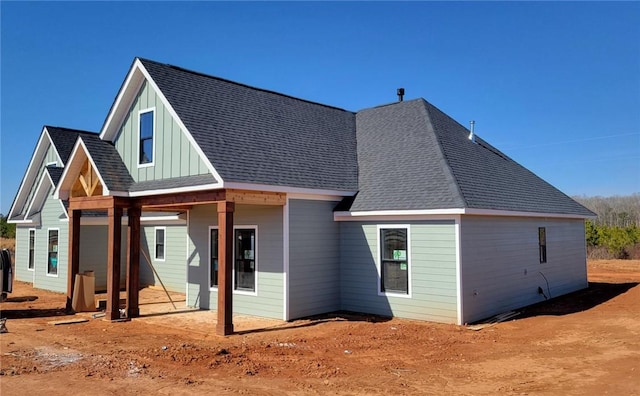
[1,260,639,395]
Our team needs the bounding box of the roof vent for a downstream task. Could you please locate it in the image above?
[397,88,405,102]
[469,120,476,143]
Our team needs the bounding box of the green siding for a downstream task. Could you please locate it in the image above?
[187,204,284,319]
[340,220,458,323]
[139,224,187,292]
[460,216,588,324]
[288,199,341,319]
[21,144,59,218]
[114,80,210,183]
[76,225,127,291]
[32,191,68,293]
[13,227,34,283]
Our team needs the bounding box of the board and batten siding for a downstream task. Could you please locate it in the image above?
[186,204,284,319]
[139,224,187,292]
[340,220,458,323]
[459,216,588,324]
[288,199,341,319]
[114,80,210,183]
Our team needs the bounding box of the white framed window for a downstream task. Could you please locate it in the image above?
[47,228,59,276]
[154,227,166,261]
[138,108,155,166]
[208,225,258,294]
[377,225,411,297]
[234,227,257,293]
[28,228,36,271]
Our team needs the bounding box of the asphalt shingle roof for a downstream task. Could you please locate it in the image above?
[138,58,358,192]
[350,98,594,216]
[129,174,218,192]
[46,166,64,186]
[46,126,98,164]
[80,135,134,192]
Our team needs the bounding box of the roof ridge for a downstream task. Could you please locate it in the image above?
[419,99,469,208]
[356,97,424,112]
[45,125,99,135]
[137,57,353,114]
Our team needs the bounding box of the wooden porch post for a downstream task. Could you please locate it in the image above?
[106,205,123,321]
[66,209,81,312]
[126,206,141,318]
[216,201,235,336]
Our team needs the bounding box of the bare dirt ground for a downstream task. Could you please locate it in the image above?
[1,260,639,395]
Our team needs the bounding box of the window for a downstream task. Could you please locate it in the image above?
[47,229,59,275]
[28,229,35,270]
[139,110,154,165]
[539,227,547,263]
[379,227,409,295]
[210,228,218,287]
[235,228,256,292]
[155,227,165,261]
[209,226,258,293]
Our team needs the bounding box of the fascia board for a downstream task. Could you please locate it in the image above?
[25,168,55,219]
[8,127,54,220]
[334,208,592,221]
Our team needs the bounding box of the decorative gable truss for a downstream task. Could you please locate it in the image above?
[55,138,111,201]
[71,158,103,198]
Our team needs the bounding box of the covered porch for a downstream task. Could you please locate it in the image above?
[65,189,285,336]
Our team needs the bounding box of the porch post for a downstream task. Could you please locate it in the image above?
[126,206,141,318]
[106,205,123,321]
[216,201,235,336]
[66,209,81,312]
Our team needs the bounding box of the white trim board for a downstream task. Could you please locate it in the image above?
[335,208,592,221]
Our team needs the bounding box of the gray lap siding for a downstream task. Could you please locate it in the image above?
[187,204,284,319]
[459,216,588,324]
[339,220,458,323]
[288,199,341,320]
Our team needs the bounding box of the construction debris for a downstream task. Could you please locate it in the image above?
[0,318,7,333]
[466,311,520,331]
[47,318,89,326]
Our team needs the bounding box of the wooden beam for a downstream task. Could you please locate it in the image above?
[106,206,123,321]
[135,190,227,208]
[66,209,81,312]
[69,196,129,211]
[226,189,286,205]
[139,206,192,212]
[126,206,141,318]
[216,201,234,336]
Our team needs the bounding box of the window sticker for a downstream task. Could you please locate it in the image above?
[393,250,406,260]
[400,262,407,270]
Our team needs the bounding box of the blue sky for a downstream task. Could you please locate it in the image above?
[1,1,639,215]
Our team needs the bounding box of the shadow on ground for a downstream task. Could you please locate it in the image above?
[1,308,68,319]
[236,310,391,335]
[520,281,638,318]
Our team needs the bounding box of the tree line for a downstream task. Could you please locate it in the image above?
[0,214,16,239]
[574,194,640,259]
